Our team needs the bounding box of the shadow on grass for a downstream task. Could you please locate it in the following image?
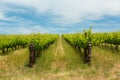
[96,44,120,54]
[62,38,89,70]
[0,48,26,56]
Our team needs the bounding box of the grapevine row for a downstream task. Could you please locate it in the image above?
[0,33,58,54]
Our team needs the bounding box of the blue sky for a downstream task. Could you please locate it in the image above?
[0,0,120,34]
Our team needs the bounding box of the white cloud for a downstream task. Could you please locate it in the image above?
[0,24,67,34]
[1,0,120,25]
[31,25,66,33]
[0,12,6,20]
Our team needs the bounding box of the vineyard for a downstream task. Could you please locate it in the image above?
[63,29,120,52]
[0,31,120,80]
[63,29,120,65]
[0,33,58,54]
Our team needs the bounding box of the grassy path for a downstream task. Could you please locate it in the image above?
[0,37,120,80]
[51,37,66,71]
[62,37,84,69]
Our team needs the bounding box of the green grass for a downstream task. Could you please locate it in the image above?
[62,38,85,70]
[0,38,120,80]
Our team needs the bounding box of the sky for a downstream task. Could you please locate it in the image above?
[0,0,120,34]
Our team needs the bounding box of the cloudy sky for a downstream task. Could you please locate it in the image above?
[0,0,120,34]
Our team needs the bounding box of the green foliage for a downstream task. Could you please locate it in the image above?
[62,28,92,48]
[93,32,120,45]
[0,33,58,54]
[63,27,120,49]
[0,34,29,50]
[29,33,58,51]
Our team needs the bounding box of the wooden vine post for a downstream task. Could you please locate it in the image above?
[87,42,92,65]
[115,44,118,52]
[84,31,92,65]
[28,42,35,68]
[2,48,5,53]
[84,32,88,62]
